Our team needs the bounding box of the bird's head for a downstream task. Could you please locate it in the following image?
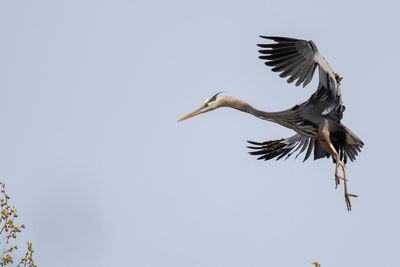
[178,92,223,122]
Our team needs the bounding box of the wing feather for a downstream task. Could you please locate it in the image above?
[257,36,341,98]
[285,61,308,81]
[271,57,303,73]
[296,138,310,158]
[303,139,314,162]
[303,64,317,87]
[247,134,328,162]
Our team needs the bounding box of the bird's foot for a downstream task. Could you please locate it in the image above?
[334,174,347,189]
[345,192,358,212]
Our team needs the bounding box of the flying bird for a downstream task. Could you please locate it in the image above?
[178,36,363,211]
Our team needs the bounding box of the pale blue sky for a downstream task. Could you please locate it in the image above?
[1,0,399,266]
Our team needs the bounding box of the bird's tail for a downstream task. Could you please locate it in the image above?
[334,124,364,163]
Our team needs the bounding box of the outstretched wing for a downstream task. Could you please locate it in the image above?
[247,131,363,164]
[258,36,341,98]
[247,134,328,162]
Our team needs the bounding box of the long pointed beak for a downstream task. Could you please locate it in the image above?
[178,107,205,122]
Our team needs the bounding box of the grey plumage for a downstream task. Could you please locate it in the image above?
[178,35,363,210]
[248,36,363,165]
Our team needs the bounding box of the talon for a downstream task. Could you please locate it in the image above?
[335,178,340,189]
[334,175,346,190]
[345,198,352,211]
[334,165,346,190]
[344,193,358,211]
[335,176,347,181]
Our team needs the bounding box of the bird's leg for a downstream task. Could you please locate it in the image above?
[334,161,340,189]
[319,130,358,211]
[337,159,358,211]
[319,137,345,189]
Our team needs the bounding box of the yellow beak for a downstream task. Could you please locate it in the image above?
[178,107,205,122]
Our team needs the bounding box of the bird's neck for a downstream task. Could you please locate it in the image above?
[218,96,285,123]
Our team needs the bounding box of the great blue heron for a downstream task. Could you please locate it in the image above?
[178,36,363,211]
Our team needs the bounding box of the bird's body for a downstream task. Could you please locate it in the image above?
[178,36,363,211]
